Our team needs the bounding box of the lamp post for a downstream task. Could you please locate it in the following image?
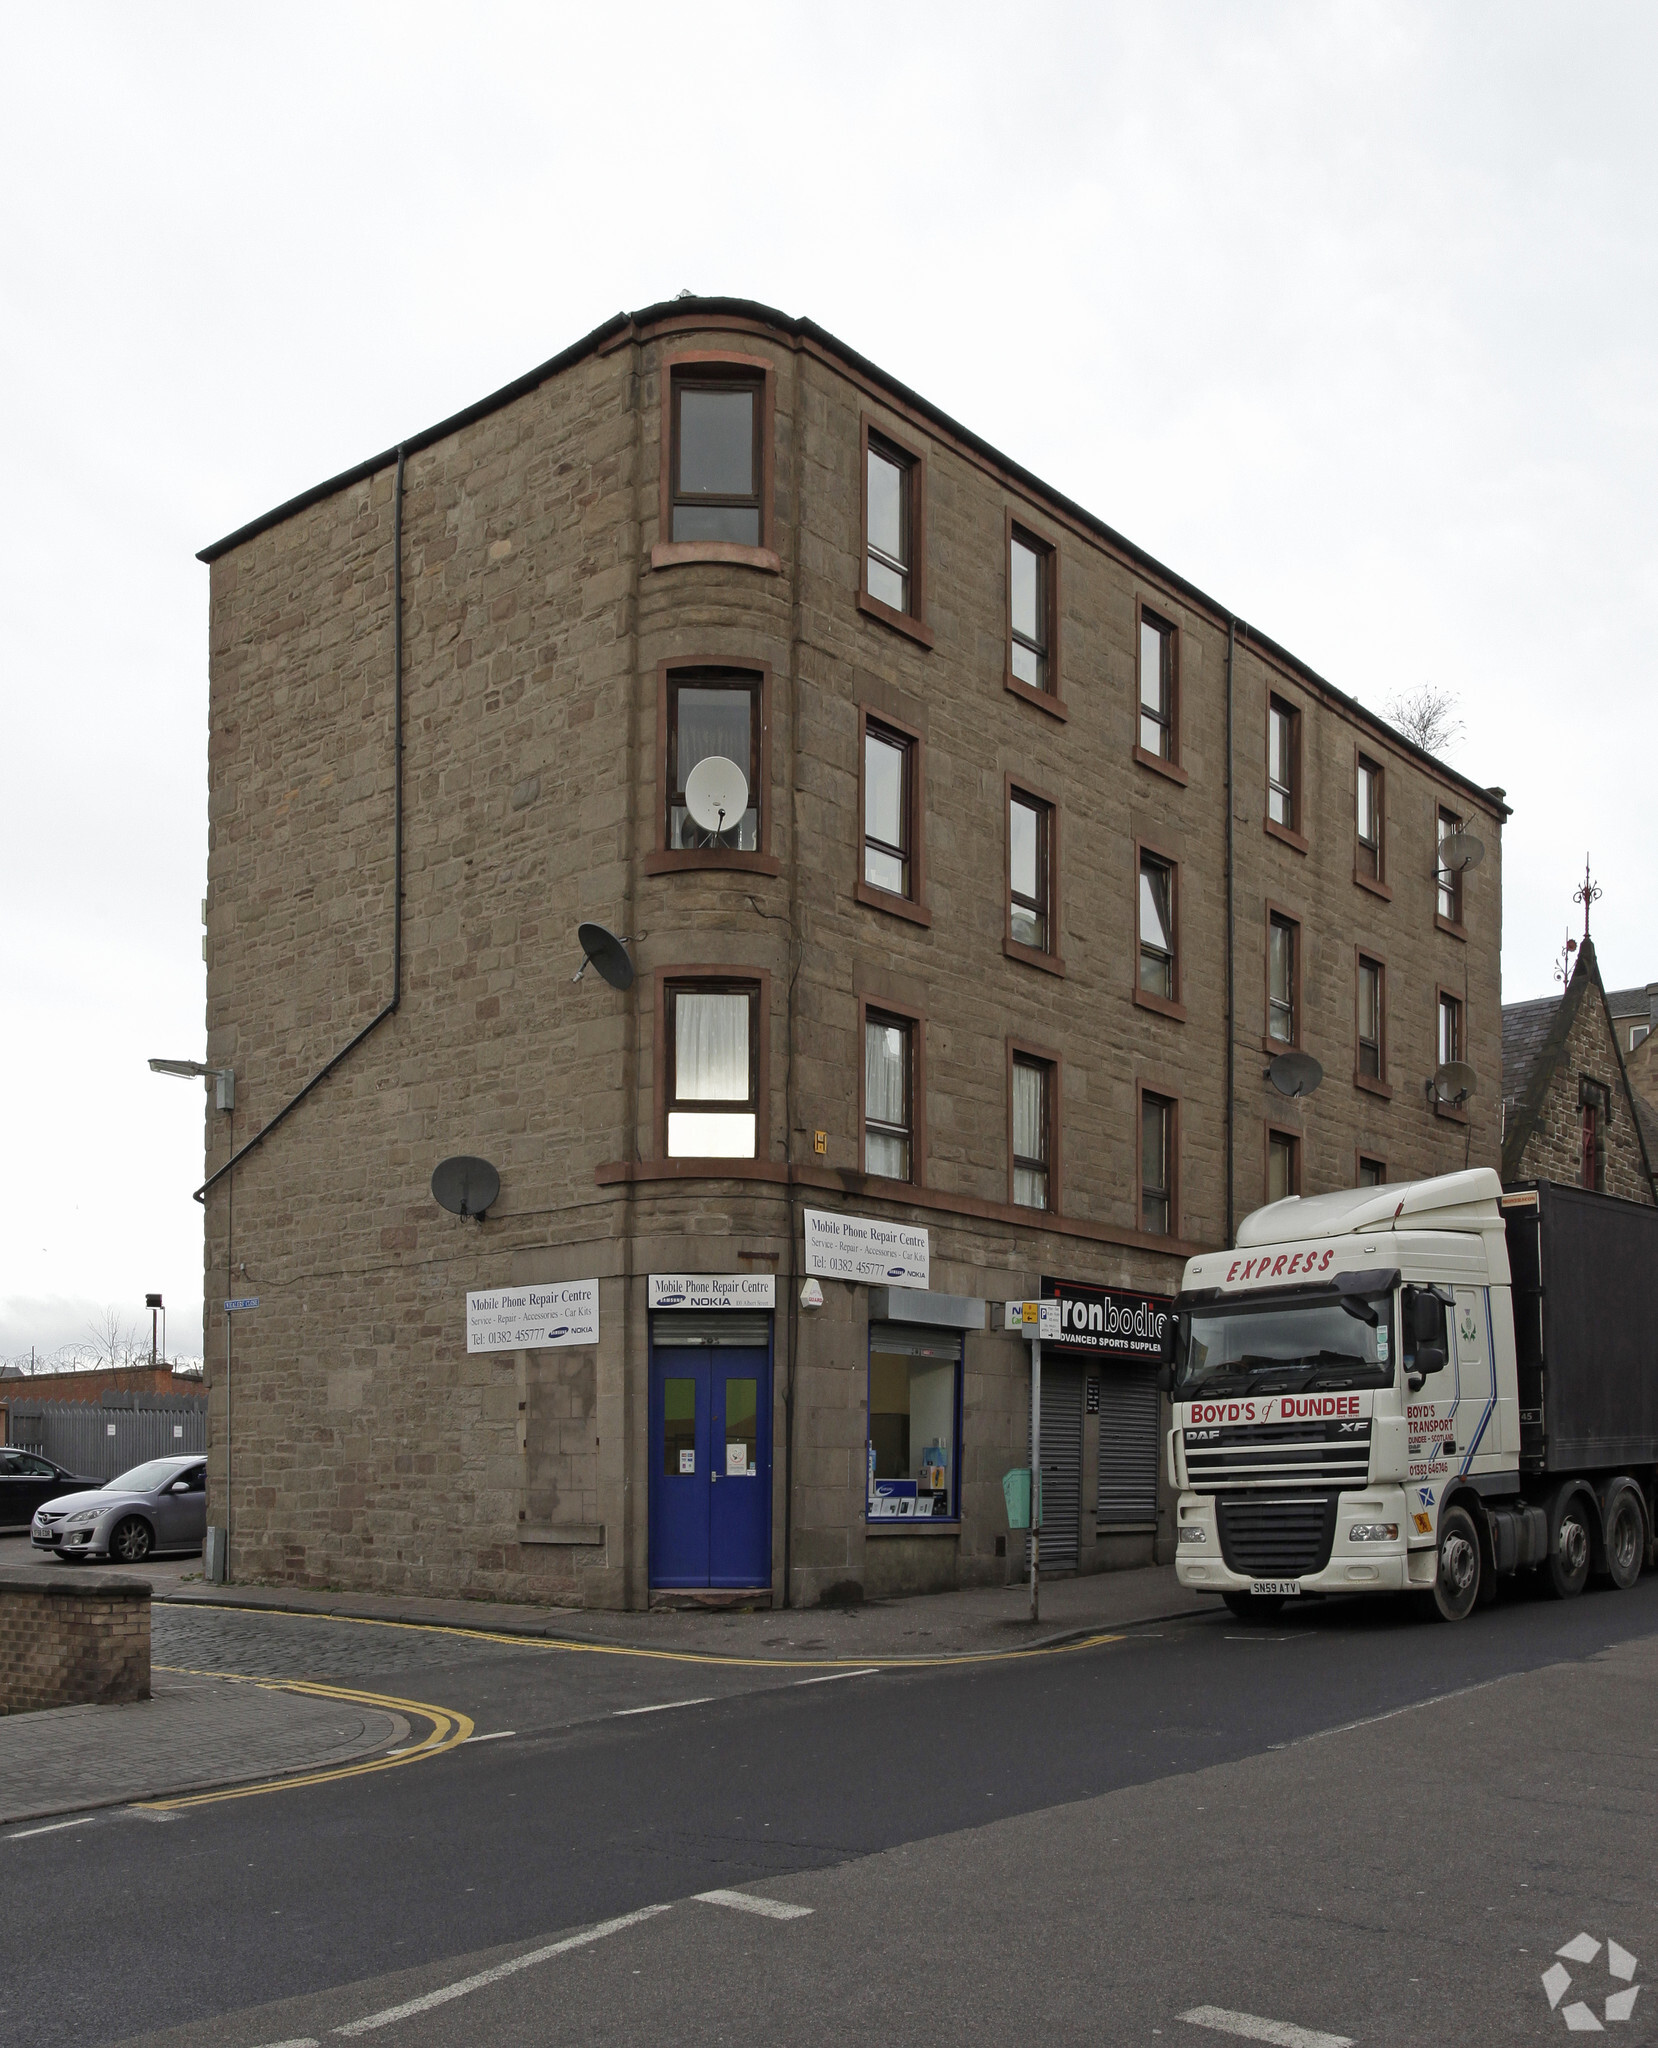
[149,1058,234,1582]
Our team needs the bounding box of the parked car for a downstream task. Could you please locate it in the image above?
[31,1455,207,1564]
[0,1450,101,1532]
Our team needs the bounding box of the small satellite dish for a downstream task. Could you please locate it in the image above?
[683,755,749,836]
[1438,831,1485,874]
[1266,1051,1324,1098]
[1432,1061,1478,1105]
[431,1155,500,1220]
[573,922,635,991]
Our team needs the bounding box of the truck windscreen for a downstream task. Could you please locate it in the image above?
[1176,1293,1395,1398]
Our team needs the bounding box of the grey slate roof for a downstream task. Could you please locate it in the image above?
[1605,984,1655,1020]
[1502,993,1561,1119]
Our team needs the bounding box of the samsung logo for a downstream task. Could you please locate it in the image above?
[547,1326,568,1340]
[656,1292,687,1305]
[886,1266,907,1277]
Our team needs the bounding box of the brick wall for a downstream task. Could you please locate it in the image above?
[0,1570,150,1714]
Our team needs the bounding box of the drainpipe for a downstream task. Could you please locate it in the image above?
[1224,614,1237,1247]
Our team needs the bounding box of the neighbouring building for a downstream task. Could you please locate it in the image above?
[197,296,1506,1609]
[1502,940,1657,1203]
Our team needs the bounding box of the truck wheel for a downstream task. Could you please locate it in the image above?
[1598,1483,1645,1592]
[1431,1505,1482,1621]
[1544,1490,1592,1600]
[1222,1592,1284,1621]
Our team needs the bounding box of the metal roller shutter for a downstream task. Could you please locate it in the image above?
[1029,1366,1083,1574]
[650,1311,772,1348]
[1097,1366,1161,1525]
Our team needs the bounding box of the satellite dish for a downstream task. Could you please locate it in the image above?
[1438,831,1485,874]
[430,1155,500,1220]
[573,922,635,991]
[1432,1062,1478,1105]
[1266,1051,1324,1098]
[683,755,749,836]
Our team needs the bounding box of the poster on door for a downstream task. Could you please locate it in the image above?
[804,1209,929,1288]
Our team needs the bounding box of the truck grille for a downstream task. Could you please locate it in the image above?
[1184,1420,1370,1493]
[1216,1493,1339,1579]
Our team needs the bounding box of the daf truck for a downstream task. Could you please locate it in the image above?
[1164,1169,1658,1622]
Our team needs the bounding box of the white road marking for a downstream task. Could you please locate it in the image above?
[250,2038,320,2047]
[464,1730,517,1743]
[614,1697,714,1716]
[793,1667,879,1686]
[695,1889,813,1921]
[6,1817,95,1841]
[1179,2006,1354,2048]
[333,1905,673,2035]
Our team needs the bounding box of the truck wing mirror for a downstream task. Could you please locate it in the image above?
[1407,1287,1446,1347]
[1156,1362,1175,1396]
[1415,1343,1447,1375]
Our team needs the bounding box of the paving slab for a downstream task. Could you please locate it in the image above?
[0,1673,406,1825]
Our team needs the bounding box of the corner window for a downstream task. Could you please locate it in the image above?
[868,1328,960,1521]
[1139,611,1176,759]
[1268,913,1299,1046]
[1009,527,1054,694]
[1138,854,1177,1001]
[1437,990,1463,1068]
[1268,696,1300,832]
[1356,756,1383,881]
[1012,1055,1052,1211]
[1437,809,1464,923]
[866,436,915,614]
[864,1012,915,1181]
[1140,1091,1175,1237]
[1267,1128,1300,1204]
[666,982,758,1158]
[1357,1155,1386,1187]
[666,669,760,851]
[863,720,914,898]
[1358,955,1385,1080]
[670,374,761,545]
[1009,791,1053,953]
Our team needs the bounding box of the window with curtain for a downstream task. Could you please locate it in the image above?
[671,375,761,544]
[1141,1093,1173,1235]
[667,984,757,1157]
[1139,855,1175,998]
[865,1012,913,1180]
[667,671,759,851]
[1012,1056,1050,1210]
[1009,529,1051,691]
[1269,915,1297,1044]
[864,721,912,896]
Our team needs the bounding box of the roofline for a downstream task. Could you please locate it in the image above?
[197,293,1510,820]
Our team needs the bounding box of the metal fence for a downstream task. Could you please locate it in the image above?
[7,1397,207,1479]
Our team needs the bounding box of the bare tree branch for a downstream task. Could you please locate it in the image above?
[1386,684,1465,757]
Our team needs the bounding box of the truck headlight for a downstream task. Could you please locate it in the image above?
[1349,1522,1398,1543]
[1178,1525,1207,1545]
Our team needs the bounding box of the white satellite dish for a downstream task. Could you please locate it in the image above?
[684,755,749,836]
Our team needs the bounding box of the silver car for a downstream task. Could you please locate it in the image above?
[32,1455,207,1565]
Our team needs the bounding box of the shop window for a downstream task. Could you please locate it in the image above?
[1268,1128,1300,1204]
[1357,954,1385,1082]
[666,981,758,1158]
[863,719,914,898]
[1009,525,1055,695]
[1012,1055,1051,1210]
[1009,789,1053,953]
[867,1329,960,1520]
[864,1011,915,1181]
[1138,853,1177,1001]
[1139,610,1176,760]
[1140,1090,1176,1237]
[665,668,760,851]
[670,371,762,545]
[1357,1155,1386,1187]
[1437,989,1463,1068]
[1267,696,1301,834]
[1356,756,1384,882]
[1268,912,1299,1046]
[1437,808,1464,924]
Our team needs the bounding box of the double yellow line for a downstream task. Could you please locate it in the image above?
[143,1668,474,1810]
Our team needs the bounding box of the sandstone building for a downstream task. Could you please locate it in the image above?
[196,297,1507,1608]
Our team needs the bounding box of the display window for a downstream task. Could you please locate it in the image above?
[866,1325,961,1521]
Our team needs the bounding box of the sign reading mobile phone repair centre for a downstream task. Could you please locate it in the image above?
[804,1209,929,1288]
[466,1280,599,1352]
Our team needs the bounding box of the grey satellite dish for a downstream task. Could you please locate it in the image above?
[683,755,749,836]
[1432,1061,1478,1105]
[573,922,635,991]
[1266,1050,1324,1098]
[431,1155,500,1220]
[1439,831,1485,874]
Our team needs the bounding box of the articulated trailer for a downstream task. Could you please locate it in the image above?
[1164,1169,1658,1621]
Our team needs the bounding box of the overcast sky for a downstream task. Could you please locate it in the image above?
[3,2,1653,1363]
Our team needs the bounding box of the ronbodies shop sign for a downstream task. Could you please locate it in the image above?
[1041,1277,1173,1361]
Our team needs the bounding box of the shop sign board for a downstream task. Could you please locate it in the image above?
[466,1280,599,1352]
[803,1209,929,1289]
[1003,1299,1061,1339]
[1039,1276,1173,1360]
[648,1274,777,1311]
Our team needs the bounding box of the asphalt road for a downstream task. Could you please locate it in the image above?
[6,1576,1658,2047]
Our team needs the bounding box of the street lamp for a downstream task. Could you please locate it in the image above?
[148,1057,235,1111]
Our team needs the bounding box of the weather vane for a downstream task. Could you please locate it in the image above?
[1554,928,1578,988]
[1573,855,1602,942]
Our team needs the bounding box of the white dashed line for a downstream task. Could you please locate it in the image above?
[465,1730,517,1743]
[250,2038,320,2047]
[1180,2007,1354,2048]
[333,1905,673,2034]
[695,1889,814,1920]
[614,1697,715,1716]
[793,1667,880,1686]
[6,1817,96,1842]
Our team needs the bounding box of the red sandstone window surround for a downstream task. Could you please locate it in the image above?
[858,414,932,648]
[1138,1086,1179,1238]
[1265,905,1301,1051]
[1008,1042,1061,1213]
[1005,778,1063,976]
[647,660,778,878]
[1265,693,1308,854]
[1005,514,1065,718]
[1135,842,1184,1022]
[860,997,926,1186]
[1436,807,1466,935]
[659,975,766,1161]
[1134,601,1187,786]
[1356,950,1390,1098]
[857,705,930,926]
[1355,751,1389,897]
[653,352,779,573]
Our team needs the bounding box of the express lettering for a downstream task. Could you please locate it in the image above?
[1223,1248,1338,1283]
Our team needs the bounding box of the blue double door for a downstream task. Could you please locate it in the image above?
[649,1345,772,1589]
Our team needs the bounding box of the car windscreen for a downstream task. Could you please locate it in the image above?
[104,1460,183,1493]
[1176,1292,1394,1399]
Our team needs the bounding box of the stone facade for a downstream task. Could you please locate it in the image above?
[0,1569,150,1713]
[198,298,1506,1610]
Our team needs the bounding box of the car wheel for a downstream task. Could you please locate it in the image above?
[1598,1482,1645,1592]
[1544,1489,1592,1600]
[1431,1505,1482,1622]
[109,1517,153,1565]
[1222,1592,1285,1621]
